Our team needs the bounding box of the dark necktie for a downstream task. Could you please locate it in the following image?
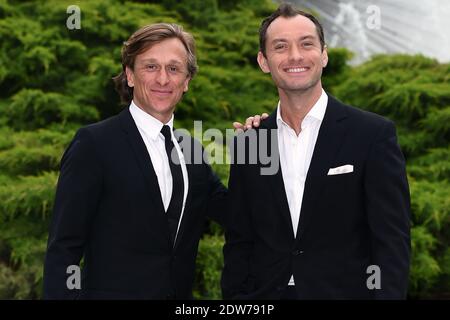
[160,125,184,246]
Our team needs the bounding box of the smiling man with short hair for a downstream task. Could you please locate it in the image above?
[222,3,411,300]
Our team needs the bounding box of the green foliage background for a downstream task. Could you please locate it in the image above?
[0,0,448,299]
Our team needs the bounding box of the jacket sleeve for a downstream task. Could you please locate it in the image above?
[204,162,228,226]
[43,128,103,299]
[221,138,255,299]
[364,120,411,299]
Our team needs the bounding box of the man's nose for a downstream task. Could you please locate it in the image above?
[288,44,304,62]
[156,68,170,86]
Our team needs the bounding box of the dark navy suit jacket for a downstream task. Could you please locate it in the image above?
[44,108,226,299]
[222,95,411,299]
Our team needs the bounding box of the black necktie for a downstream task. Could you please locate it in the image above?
[160,125,184,246]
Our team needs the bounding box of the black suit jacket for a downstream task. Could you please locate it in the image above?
[221,95,411,299]
[43,108,226,299]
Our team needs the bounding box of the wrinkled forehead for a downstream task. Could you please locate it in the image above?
[135,38,189,65]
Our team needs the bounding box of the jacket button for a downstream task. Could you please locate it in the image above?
[292,250,304,256]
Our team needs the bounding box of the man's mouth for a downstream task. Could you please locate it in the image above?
[284,67,309,73]
[151,89,172,96]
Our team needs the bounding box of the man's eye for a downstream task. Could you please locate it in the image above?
[303,42,313,47]
[275,44,286,50]
[147,64,157,70]
[168,66,178,73]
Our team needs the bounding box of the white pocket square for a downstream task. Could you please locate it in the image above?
[327,164,354,175]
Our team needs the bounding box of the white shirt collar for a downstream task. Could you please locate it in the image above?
[276,89,328,130]
[129,100,174,141]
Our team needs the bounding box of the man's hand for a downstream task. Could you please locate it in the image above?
[233,113,269,132]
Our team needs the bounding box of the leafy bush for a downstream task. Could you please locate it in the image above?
[334,54,450,298]
[193,235,224,300]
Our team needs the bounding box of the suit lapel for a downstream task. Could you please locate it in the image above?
[295,96,349,240]
[260,113,295,237]
[172,131,194,251]
[118,108,166,218]
[173,164,194,251]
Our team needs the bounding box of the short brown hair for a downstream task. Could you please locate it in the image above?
[113,23,198,105]
[259,3,325,57]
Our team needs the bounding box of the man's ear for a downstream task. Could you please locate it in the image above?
[183,76,191,93]
[125,66,134,87]
[321,45,329,68]
[257,51,270,73]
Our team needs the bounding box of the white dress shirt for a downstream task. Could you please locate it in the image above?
[129,101,189,238]
[277,89,328,285]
